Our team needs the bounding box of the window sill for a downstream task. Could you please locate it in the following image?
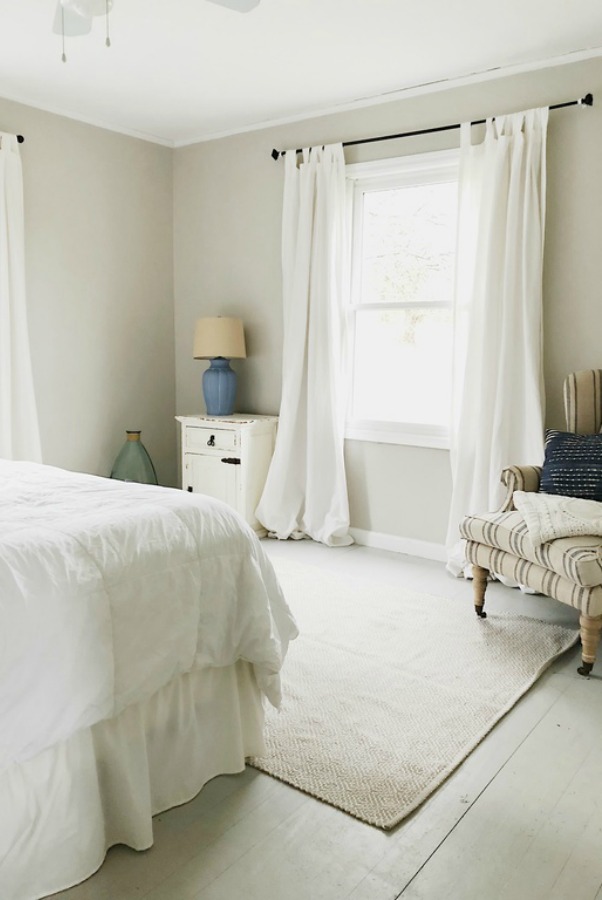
[345,422,450,450]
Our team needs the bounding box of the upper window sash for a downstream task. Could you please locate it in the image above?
[347,148,459,311]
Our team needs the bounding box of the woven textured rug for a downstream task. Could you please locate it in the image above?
[250,558,578,830]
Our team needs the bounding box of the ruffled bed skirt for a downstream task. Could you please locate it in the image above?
[0,661,265,900]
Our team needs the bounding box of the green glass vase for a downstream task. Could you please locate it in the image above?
[110,430,158,485]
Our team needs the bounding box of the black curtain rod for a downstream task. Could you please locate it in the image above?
[270,92,593,161]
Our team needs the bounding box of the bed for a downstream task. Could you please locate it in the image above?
[0,460,297,900]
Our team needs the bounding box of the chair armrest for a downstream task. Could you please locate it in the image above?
[499,465,542,511]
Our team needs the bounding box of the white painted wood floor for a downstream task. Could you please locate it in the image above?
[52,539,602,900]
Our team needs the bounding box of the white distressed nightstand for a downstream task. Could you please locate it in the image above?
[176,414,278,535]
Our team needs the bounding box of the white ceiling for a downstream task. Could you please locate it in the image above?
[1,0,602,147]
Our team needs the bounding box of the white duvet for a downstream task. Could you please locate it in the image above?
[0,461,297,773]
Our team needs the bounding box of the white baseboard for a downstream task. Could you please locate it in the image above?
[349,527,446,562]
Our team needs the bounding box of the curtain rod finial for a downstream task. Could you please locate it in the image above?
[271,148,281,160]
[582,93,594,106]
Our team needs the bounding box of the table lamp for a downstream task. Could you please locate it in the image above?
[193,317,247,416]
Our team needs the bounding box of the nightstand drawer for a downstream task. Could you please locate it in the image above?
[184,426,239,454]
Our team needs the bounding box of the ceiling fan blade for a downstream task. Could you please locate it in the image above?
[62,0,113,17]
[205,0,261,11]
[52,1,92,35]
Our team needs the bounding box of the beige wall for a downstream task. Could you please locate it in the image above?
[0,97,176,486]
[3,57,600,539]
[174,56,602,546]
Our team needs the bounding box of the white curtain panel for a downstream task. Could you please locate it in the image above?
[446,108,549,575]
[0,134,42,462]
[256,144,352,546]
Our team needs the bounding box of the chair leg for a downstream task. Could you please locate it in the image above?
[578,614,602,677]
[472,565,489,619]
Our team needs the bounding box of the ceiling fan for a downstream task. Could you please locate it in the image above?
[53,0,261,49]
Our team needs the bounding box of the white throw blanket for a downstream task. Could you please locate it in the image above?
[0,461,298,773]
[513,490,602,546]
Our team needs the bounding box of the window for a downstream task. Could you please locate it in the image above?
[346,149,459,448]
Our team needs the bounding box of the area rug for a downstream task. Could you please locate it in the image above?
[250,558,579,830]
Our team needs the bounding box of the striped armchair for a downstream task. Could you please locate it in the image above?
[461,370,602,677]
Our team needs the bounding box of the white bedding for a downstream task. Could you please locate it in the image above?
[0,460,298,774]
[2,661,265,900]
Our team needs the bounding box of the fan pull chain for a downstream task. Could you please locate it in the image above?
[105,0,111,47]
[61,7,67,62]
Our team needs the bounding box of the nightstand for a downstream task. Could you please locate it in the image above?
[176,414,278,535]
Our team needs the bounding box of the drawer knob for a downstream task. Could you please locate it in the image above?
[207,435,215,447]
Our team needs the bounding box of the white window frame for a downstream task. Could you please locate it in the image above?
[345,148,459,450]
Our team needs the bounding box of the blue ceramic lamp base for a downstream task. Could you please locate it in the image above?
[203,357,237,416]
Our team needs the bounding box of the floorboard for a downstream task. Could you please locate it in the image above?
[398,677,602,900]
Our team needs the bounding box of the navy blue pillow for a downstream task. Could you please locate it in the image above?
[539,430,602,501]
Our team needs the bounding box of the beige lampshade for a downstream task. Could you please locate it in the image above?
[193,317,247,360]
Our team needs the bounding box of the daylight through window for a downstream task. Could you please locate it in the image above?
[346,149,459,447]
